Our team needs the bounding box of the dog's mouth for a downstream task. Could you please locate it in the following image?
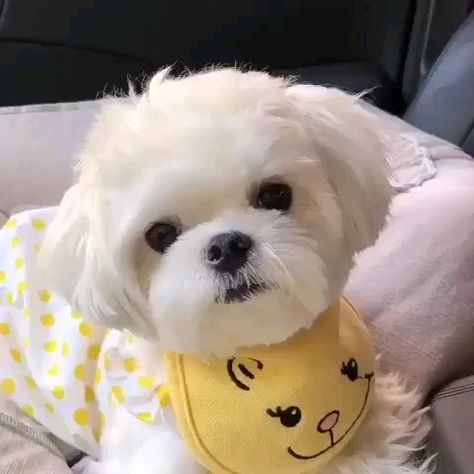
[216,281,270,304]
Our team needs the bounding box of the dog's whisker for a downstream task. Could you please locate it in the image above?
[262,244,295,293]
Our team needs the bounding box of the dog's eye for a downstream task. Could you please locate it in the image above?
[341,358,359,381]
[266,405,301,427]
[145,222,180,253]
[255,183,292,211]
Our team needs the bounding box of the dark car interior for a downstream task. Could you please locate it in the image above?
[0,1,473,472]
[1,1,473,154]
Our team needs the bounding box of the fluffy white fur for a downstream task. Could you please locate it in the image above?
[41,68,431,472]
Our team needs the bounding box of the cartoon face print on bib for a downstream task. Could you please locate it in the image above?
[227,355,373,466]
[165,299,375,474]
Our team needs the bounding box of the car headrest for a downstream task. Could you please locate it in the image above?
[404,12,474,157]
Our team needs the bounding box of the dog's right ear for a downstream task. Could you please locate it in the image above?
[40,180,153,338]
[285,84,392,255]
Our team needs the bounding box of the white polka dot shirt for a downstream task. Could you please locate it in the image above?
[0,208,170,457]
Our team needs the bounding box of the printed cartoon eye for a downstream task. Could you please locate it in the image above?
[341,358,359,381]
[227,357,264,391]
[266,406,302,428]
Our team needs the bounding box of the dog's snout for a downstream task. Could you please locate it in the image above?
[206,231,253,274]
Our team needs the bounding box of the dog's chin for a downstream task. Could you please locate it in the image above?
[150,260,332,355]
[153,284,329,356]
[215,281,271,304]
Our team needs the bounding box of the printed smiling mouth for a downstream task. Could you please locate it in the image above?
[288,373,374,461]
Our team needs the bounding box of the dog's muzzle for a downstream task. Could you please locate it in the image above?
[206,231,271,303]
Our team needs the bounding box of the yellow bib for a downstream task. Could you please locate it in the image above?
[165,298,375,474]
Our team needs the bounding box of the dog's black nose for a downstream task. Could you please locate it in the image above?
[206,232,253,274]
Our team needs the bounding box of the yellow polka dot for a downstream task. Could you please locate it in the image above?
[32,219,46,231]
[0,271,6,283]
[74,364,84,381]
[93,428,101,443]
[11,236,21,248]
[17,281,28,294]
[73,409,89,426]
[38,290,52,303]
[123,358,139,373]
[5,293,14,305]
[10,349,22,363]
[22,336,30,348]
[5,218,17,229]
[45,403,55,414]
[71,310,83,320]
[0,378,16,395]
[23,308,30,320]
[87,344,101,361]
[111,386,125,404]
[138,376,156,390]
[99,411,106,428]
[127,334,135,344]
[15,258,24,270]
[40,314,55,326]
[136,412,153,424]
[79,321,94,337]
[84,386,96,403]
[25,376,37,390]
[156,386,171,408]
[0,323,11,335]
[95,368,102,384]
[33,243,42,253]
[104,355,112,371]
[52,386,65,400]
[44,340,58,353]
[62,342,70,357]
[47,363,60,377]
[22,405,35,418]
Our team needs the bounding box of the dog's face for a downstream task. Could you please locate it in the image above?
[41,69,391,354]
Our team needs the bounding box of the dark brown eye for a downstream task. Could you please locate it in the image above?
[256,183,292,211]
[145,222,180,253]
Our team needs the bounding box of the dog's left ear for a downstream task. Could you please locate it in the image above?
[286,84,392,254]
[39,97,156,338]
[40,174,154,340]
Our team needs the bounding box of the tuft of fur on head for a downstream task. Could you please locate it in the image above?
[323,372,435,474]
[41,67,391,354]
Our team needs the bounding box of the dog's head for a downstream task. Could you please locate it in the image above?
[41,69,391,354]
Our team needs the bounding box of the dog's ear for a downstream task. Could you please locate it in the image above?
[40,180,153,338]
[286,84,392,254]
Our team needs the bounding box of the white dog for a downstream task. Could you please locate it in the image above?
[44,67,391,354]
[0,68,431,473]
